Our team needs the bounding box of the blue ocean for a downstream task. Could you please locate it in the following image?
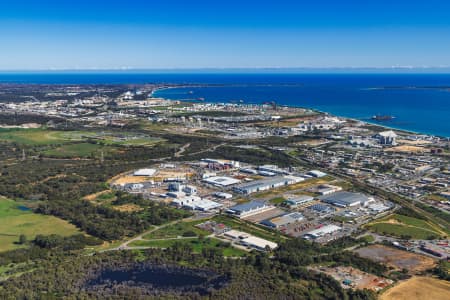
[1,72,449,137]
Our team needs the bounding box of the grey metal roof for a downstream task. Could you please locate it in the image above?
[233,176,287,191]
[229,201,266,213]
[286,195,314,204]
[261,212,304,227]
[319,191,369,206]
[308,203,334,212]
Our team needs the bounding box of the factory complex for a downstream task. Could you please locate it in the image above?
[110,157,395,249]
[319,191,374,208]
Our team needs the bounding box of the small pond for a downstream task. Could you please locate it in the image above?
[85,264,228,295]
[17,205,31,211]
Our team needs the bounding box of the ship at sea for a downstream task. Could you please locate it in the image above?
[371,115,395,121]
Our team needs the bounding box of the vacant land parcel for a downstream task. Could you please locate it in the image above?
[0,128,163,147]
[365,214,444,239]
[0,198,80,252]
[354,244,436,273]
[380,276,450,300]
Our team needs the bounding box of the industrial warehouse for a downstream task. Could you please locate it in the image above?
[303,224,342,240]
[222,230,278,251]
[171,196,222,211]
[261,212,304,228]
[203,176,241,187]
[233,176,303,194]
[319,191,374,208]
[226,201,272,217]
[284,195,315,208]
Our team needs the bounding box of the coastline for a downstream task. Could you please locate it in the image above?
[152,87,447,139]
[150,83,306,97]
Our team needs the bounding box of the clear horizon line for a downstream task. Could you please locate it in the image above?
[1,66,450,74]
[1,66,450,71]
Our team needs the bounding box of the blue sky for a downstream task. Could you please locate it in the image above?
[1,0,450,70]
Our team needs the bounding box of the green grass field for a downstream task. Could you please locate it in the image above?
[132,215,281,257]
[43,143,116,158]
[143,220,209,239]
[269,196,286,205]
[368,223,438,239]
[130,238,197,248]
[101,137,162,147]
[0,128,166,159]
[0,128,70,145]
[366,214,444,239]
[96,192,116,201]
[0,198,81,252]
[129,237,247,257]
[0,128,163,147]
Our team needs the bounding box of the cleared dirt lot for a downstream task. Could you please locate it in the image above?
[112,175,152,185]
[113,204,143,212]
[354,244,436,273]
[380,276,450,300]
[312,266,393,291]
[110,165,194,185]
[385,145,428,153]
[397,139,432,145]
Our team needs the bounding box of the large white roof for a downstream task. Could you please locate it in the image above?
[133,168,156,176]
[173,197,221,211]
[241,236,278,250]
[308,170,327,177]
[379,130,397,137]
[185,199,222,210]
[306,224,341,238]
[203,176,241,186]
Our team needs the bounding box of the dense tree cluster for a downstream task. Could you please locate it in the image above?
[36,193,190,240]
[0,84,126,103]
[0,234,101,265]
[0,241,378,299]
[181,145,298,167]
[396,207,427,220]
[0,142,18,160]
[33,234,102,250]
[415,202,450,223]
[432,260,450,281]
[0,113,64,125]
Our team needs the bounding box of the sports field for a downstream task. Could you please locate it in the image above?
[143,220,209,239]
[0,198,80,252]
[0,128,71,145]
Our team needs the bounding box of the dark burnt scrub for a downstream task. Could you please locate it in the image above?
[84,263,229,296]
